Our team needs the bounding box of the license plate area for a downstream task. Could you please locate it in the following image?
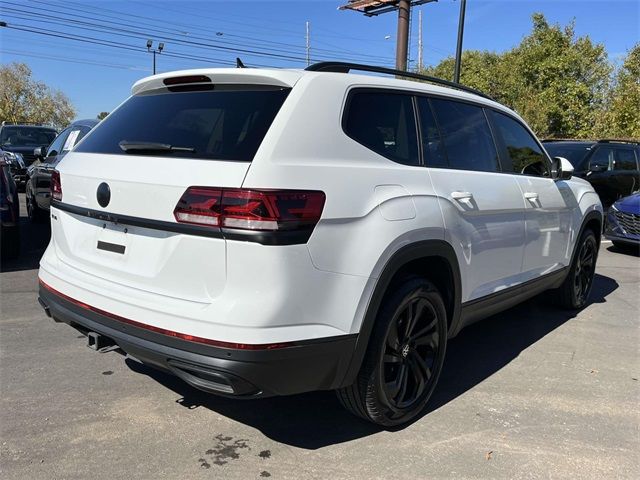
[97,240,126,254]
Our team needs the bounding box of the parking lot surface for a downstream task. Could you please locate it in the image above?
[1,195,639,479]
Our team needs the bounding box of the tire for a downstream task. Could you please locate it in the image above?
[337,277,448,427]
[555,229,598,309]
[26,186,46,223]
[1,225,20,260]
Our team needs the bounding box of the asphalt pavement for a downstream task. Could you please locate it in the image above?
[1,194,639,479]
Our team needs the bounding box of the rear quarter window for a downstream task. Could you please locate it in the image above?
[75,87,290,161]
[343,90,420,167]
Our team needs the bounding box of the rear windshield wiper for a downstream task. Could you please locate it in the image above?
[118,141,195,153]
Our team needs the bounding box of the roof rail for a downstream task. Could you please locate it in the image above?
[1,121,53,127]
[305,61,494,100]
[597,138,639,145]
[541,138,596,143]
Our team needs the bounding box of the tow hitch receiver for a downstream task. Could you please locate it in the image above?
[87,332,116,351]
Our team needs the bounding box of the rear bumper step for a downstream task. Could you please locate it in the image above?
[38,284,357,397]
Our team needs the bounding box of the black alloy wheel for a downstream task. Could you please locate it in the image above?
[379,295,441,415]
[573,235,596,306]
[555,228,598,309]
[337,277,447,427]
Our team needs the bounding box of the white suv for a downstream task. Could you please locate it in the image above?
[38,63,603,426]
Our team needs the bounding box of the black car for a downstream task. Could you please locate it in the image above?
[1,158,20,259]
[0,123,58,188]
[25,119,98,222]
[542,139,640,208]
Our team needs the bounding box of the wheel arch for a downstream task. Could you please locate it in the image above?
[572,210,602,263]
[339,239,462,388]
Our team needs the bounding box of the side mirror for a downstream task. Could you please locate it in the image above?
[34,146,45,160]
[552,156,573,181]
[589,163,607,173]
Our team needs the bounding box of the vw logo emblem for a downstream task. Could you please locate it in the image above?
[401,344,410,358]
[97,182,111,208]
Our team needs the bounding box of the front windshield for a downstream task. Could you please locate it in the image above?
[543,143,591,168]
[0,127,57,147]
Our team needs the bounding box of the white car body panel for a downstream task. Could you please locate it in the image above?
[39,67,603,347]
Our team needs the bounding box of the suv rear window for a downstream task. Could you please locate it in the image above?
[76,88,290,161]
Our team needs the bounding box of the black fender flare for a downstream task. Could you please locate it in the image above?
[339,239,461,388]
[570,210,603,265]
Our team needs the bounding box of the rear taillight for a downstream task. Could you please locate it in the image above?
[51,170,62,201]
[173,187,326,232]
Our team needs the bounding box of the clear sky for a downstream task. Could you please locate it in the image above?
[1,0,638,120]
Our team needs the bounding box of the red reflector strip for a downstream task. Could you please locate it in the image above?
[39,279,292,350]
[51,170,62,201]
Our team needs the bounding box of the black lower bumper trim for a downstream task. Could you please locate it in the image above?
[39,285,357,397]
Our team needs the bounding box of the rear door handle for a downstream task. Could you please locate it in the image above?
[524,192,539,201]
[451,191,473,200]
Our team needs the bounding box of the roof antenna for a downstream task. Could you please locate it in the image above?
[236,57,246,68]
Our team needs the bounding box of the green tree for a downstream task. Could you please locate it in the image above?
[97,111,109,120]
[419,13,614,139]
[598,44,640,138]
[0,62,75,129]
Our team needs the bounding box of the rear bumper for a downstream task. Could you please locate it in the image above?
[39,284,357,397]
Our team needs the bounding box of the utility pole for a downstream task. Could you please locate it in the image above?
[146,39,164,75]
[339,1,437,72]
[395,0,410,70]
[453,0,466,83]
[417,9,423,71]
[306,21,310,67]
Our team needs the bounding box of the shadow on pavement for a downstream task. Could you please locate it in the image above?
[0,195,50,273]
[125,273,618,449]
[607,243,640,257]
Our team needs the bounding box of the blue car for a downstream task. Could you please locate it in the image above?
[605,193,640,248]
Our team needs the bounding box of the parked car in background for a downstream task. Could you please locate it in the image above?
[542,139,640,208]
[26,119,98,222]
[0,158,20,259]
[605,193,640,249]
[0,123,58,189]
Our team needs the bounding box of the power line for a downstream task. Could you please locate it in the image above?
[52,0,395,63]
[18,0,396,65]
[1,4,311,63]
[1,23,262,69]
[0,48,149,71]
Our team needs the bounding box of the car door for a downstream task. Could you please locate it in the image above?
[488,110,577,279]
[584,145,618,208]
[419,97,526,302]
[610,146,640,199]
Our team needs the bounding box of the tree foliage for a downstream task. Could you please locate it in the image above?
[97,111,109,120]
[0,63,75,130]
[598,43,640,139]
[420,13,635,140]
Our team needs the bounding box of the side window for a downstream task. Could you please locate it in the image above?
[416,98,447,168]
[613,148,638,171]
[344,91,419,166]
[430,98,499,172]
[589,147,614,171]
[490,111,549,177]
[45,128,71,159]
